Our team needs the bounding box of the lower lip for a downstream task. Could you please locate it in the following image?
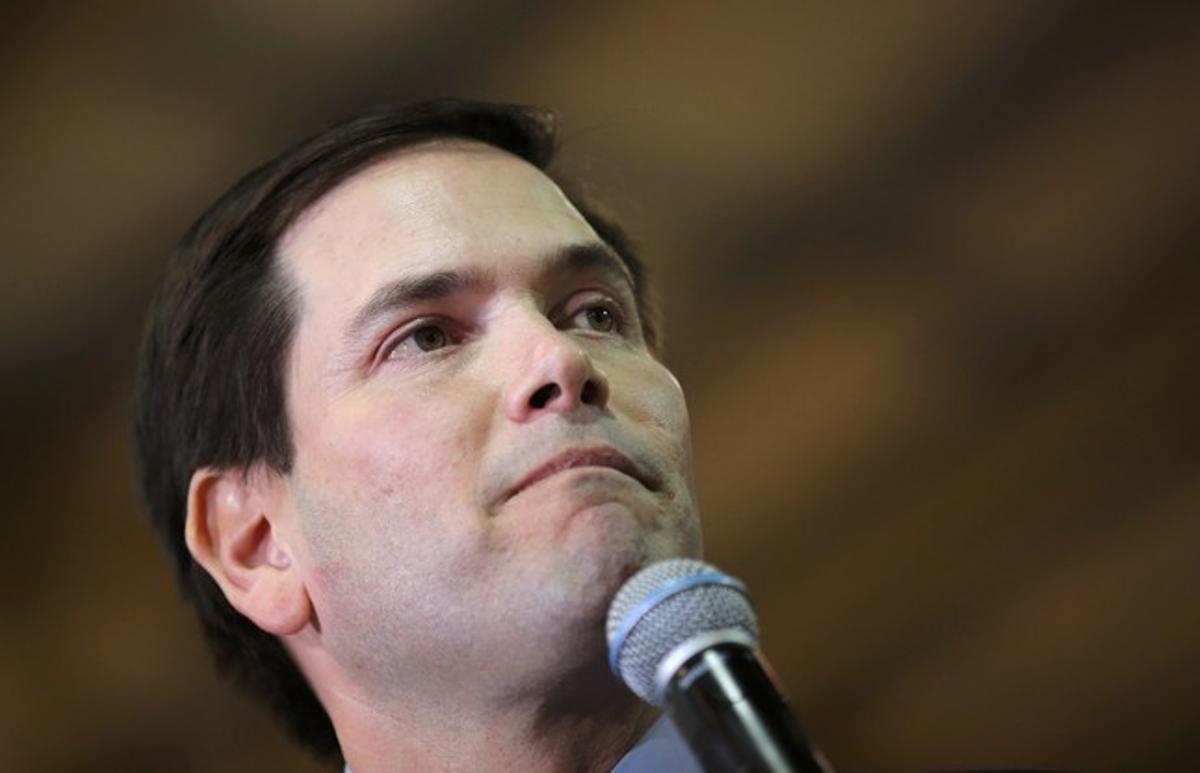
[513,465,641,499]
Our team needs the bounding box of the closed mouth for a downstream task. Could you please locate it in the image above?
[507,446,658,501]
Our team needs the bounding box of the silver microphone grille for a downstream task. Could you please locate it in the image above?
[606,558,759,705]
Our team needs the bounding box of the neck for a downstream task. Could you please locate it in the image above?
[321,656,656,772]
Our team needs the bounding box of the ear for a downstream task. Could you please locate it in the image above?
[185,466,312,636]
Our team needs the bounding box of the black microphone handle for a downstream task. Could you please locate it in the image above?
[664,643,831,773]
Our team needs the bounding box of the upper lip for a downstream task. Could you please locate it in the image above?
[507,445,657,501]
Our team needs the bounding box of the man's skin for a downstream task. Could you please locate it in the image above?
[182,140,703,771]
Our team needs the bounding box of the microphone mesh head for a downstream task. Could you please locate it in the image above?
[606,558,758,705]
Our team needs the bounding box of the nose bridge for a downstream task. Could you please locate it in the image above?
[500,303,609,421]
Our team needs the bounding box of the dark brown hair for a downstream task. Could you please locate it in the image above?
[132,99,656,764]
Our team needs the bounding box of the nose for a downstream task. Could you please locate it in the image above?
[504,323,610,423]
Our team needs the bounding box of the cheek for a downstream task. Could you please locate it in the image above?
[326,385,481,487]
[625,360,694,458]
[291,393,494,616]
[291,387,490,570]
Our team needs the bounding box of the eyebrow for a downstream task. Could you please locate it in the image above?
[343,242,635,345]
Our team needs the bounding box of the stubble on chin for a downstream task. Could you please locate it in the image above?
[529,493,701,631]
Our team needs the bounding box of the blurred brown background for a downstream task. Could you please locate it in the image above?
[3,1,1198,770]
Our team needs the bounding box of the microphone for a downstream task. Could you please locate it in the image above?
[607,559,832,773]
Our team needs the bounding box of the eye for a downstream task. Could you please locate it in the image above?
[382,322,454,360]
[410,325,449,351]
[569,303,619,334]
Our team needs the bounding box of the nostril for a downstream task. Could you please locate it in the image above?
[529,383,560,410]
[580,380,599,405]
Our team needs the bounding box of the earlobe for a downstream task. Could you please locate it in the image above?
[185,467,312,636]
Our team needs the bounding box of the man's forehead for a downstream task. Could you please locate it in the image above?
[276,138,607,325]
[283,141,590,272]
[281,139,555,252]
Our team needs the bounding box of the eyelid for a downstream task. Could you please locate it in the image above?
[558,290,632,333]
[371,286,637,368]
[375,316,462,364]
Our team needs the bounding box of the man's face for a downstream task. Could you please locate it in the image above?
[275,142,700,699]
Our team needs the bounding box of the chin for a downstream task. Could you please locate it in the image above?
[551,505,698,620]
